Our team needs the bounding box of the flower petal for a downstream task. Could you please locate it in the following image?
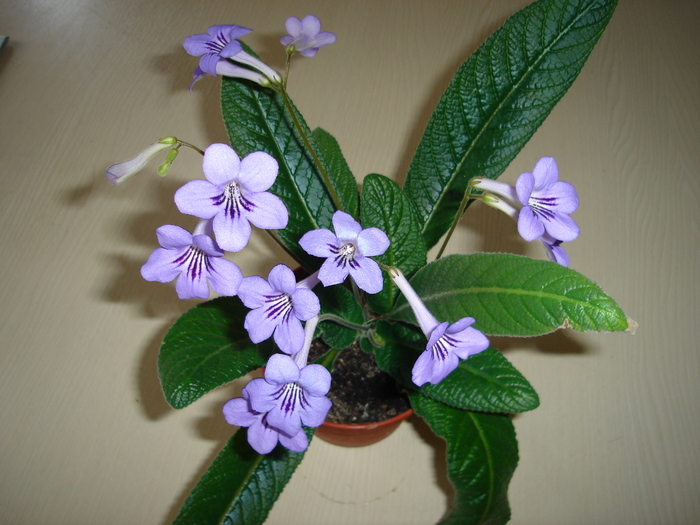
[298,228,337,257]
[174,180,220,219]
[273,317,305,354]
[238,275,273,308]
[542,211,579,242]
[247,418,280,454]
[532,156,558,189]
[356,227,390,257]
[517,206,545,242]
[205,257,242,297]
[244,307,278,344]
[245,192,289,230]
[202,143,240,186]
[278,428,309,452]
[348,257,383,294]
[264,354,301,384]
[140,247,185,284]
[212,212,252,252]
[267,264,297,295]
[332,210,362,240]
[291,288,320,321]
[516,171,535,206]
[298,364,331,396]
[317,256,349,287]
[222,398,257,427]
[299,394,332,427]
[155,224,192,249]
[238,151,279,192]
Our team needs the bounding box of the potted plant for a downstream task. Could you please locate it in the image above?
[106,0,632,523]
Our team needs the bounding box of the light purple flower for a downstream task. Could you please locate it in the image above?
[515,157,579,242]
[224,351,331,453]
[299,211,389,294]
[280,15,336,57]
[390,268,489,386]
[174,144,288,252]
[106,137,176,185]
[183,24,281,90]
[478,193,571,266]
[140,222,242,300]
[238,265,320,355]
[223,392,309,454]
[540,233,570,266]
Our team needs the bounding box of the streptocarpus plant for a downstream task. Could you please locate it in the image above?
[106,1,632,523]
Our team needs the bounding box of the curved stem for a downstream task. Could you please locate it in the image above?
[435,182,479,260]
[277,87,344,211]
[317,313,371,333]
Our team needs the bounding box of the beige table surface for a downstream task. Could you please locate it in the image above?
[1,1,699,524]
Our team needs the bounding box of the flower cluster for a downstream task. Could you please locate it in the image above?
[106,15,576,458]
[472,156,579,265]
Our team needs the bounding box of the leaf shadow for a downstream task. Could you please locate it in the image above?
[491,329,587,355]
[407,414,455,519]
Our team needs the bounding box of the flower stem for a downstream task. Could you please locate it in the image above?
[277,87,344,212]
[435,181,479,260]
[317,313,370,333]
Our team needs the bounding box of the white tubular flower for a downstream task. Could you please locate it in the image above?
[106,137,176,185]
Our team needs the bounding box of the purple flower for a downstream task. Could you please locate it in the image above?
[540,233,570,267]
[140,222,242,300]
[223,393,309,454]
[280,15,336,57]
[106,137,176,185]
[238,265,320,355]
[224,352,331,453]
[477,193,572,266]
[174,144,288,252]
[389,268,489,386]
[516,157,579,242]
[299,211,389,294]
[183,24,281,90]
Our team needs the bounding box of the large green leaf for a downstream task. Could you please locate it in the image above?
[390,253,629,336]
[362,320,538,413]
[361,173,427,314]
[312,127,360,219]
[410,394,518,525]
[174,427,312,525]
[159,297,267,409]
[403,0,619,248]
[220,78,335,269]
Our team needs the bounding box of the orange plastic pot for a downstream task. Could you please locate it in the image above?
[315,408,414,447]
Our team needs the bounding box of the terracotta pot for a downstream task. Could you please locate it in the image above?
[315,408,414,447]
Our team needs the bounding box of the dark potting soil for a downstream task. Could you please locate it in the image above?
[310,339,411,424]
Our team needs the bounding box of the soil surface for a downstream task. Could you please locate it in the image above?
[311,340,411,424]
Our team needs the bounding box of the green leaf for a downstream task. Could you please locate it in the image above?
[360,173,427,314]
[390,253,629,336]
[174,427,312,525]
[363,320,538,413]
[410,394,518,525]
[158,297,266,409]
[316,284,365,349]
[312,127,360,219]
[221,78,335,269]
[403,0,619,249]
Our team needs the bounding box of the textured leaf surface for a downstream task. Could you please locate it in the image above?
[312,127,360,218]
[221,78,335,269]
[363,320,538,413]
[159,297,266,409]
[361,173,427,314]
[316,284,365,349]
[411,394,518,524]
[403,0,619,248]
[174,427,312,525]
[390,253,628,336]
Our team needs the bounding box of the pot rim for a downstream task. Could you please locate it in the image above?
[320,407,413,431]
